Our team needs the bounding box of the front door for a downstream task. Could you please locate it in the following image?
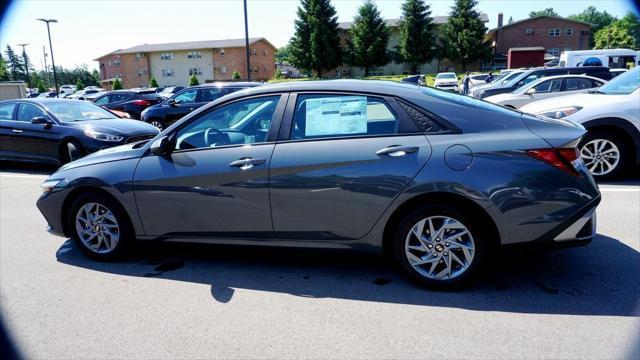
[133,94,286,238]
[269,93,431,240]
[10,103,61,162]
[164,88,200,125]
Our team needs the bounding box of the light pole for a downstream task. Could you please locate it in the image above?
[17,43,30,92]
[37,18,59,96]
[243,0,251,81]
[42,45,50,87]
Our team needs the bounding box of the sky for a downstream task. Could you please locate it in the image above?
[0,0,638,71]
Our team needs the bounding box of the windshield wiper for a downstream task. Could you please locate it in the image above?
[588,90,606,94]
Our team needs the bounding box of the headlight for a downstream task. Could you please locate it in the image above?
[41,179,68,193]
[84,128,124,142]
[536,106,583,119]
[472,89,483,98]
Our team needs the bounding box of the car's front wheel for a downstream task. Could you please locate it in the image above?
[67,192,133,261]
[579,130,629,179]
[148,119,164,131]
[392,204,490,290]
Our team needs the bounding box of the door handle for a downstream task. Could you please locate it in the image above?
[11,129,23,133]
[229,157,266,170]
[376,145,419,157]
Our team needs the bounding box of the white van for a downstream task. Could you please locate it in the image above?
[559,49,639,69]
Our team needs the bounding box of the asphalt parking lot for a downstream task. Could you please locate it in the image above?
[1,162,639,359]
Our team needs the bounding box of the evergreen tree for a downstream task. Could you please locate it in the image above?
[112,77,123,90]
[75,79,84,91]
[508,16,514,24]
[440,0,491,72]
[232,70,241,80]
[275,67,283,79]
[0,53,9,81]
[4,45,24,80]
[397,0,437,74]
[529,8,558,18]
[149,76,159,88]
[37,80,47,93]
[289,0,342,77]
[189,74,200,86]
[348,0,390,77]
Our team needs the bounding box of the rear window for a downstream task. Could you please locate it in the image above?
[0,103,16,120]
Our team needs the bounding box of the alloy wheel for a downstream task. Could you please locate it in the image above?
[150,121,163,130]
[75,202,120,254]
[581,139,620,176]
[404,216,475,280]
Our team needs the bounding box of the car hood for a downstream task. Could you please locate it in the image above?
[64,118,160,136]
[58,142,145,172]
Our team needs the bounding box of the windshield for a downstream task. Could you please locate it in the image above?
[45,101,119,121]
[504,71,529,86]
[595,66,640,95]
[437,73,457,79]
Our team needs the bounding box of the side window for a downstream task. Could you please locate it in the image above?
[175,96,280,150]
[111,93,131,102]
[565,78,595,91]
[198,88,222,103]
[17,103,48,122]
[94,95,109,105]
[173,89,198,104]
[533,79,562,93]
[521,73,541,85]
[0,103,17,120]
[292,94,398,140]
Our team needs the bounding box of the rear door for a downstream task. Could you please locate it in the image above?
[269,93,432,241]
[105,92,133,110]
[0,102,18,158]
[528,78,564,101]
[562,77,604,95]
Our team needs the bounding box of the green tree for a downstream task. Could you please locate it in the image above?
[529,8,558,18]
[149,76,159,87]
[440,0,491,72]
[595,21,636,49]
[568,6,618,47]
[275,67,283,79]
[37,80,46,93]
[232,70,241,80]
[188,74,200,86]
[0,53,9,81]
[347,0,390,77]
[618,12,640,49]
[289,0,342,77]
[275,44,293,64]
[507,16,514,24]
[396,0,436,75]
[75,79,84,91]
[112,77,123,90]
[4,45,24,80]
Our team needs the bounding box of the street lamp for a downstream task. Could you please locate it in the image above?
[37,18,59,96]
[17,43,30,93]
[243,0,251,81]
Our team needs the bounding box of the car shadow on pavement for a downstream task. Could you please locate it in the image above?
[55,233,639,317]
[0,161,58,175]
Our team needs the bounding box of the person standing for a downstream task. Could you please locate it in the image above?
[485,71,494,83]
[462,72,471,95]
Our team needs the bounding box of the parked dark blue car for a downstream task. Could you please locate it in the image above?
[36,80,600,289]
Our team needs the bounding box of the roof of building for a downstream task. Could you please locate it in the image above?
[95,37,276,60]
[338,13,489,30]
[487,15,593,34]
[508,47,546,52]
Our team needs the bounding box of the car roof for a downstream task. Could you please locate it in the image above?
[0,98,86,105]
[191,82,262,89]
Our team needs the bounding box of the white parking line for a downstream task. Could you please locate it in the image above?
[599,187,640,192]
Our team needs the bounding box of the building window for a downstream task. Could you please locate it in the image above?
[187,51,202,59]
[220,66,227,74]
[565,28,573,36]
[161,69,175,77]
[160,52,174,60]
[220,48,225,57]
[252,49,257,56]
[525,28,534,35]
[188,68,202,76]
[137,68,147,77]
[548,48,560,56]
[136,52,145,60]
[263,50,267,56]
[549,28,561,37]
[113,59,121,67]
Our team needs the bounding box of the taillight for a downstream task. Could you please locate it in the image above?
[132,99,150,106]
[526,148,582,177]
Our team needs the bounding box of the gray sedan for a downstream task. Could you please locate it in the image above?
[36,80,600,289]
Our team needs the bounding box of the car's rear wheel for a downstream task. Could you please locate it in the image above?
[579,130,628,179]
[392,205,489,290]
[67,193,133,261]
[60,141,85,164]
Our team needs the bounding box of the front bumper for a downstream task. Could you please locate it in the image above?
[37,188,71,238]
[435,84,458,92]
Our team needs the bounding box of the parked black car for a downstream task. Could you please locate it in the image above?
[473,66,613,99]
[0,98,159,165]
[92,90,163,119]
[141,82,261,130]
[401,75,425,86]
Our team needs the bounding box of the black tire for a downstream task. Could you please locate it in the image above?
[60,140,85,164]
[579,130,630,180]
[66,192,134,261]
[391,204,491,290]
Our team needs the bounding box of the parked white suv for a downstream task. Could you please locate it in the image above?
[59,84,76,96]
[521,67,640,179]
[433,72,458,92]
[486,75,606,109]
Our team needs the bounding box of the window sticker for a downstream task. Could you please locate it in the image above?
[305,96,367,136]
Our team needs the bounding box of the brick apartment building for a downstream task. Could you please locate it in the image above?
[337,13,490,76]
[486,15,592,68]
[95,38,276,89]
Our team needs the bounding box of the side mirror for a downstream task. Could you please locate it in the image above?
[525,88,536,95]
[167,98,178,107]
[150,135,171,155]
[31,116,53,128]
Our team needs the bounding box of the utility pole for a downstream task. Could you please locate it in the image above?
[37,19,59,96]
[243,0,251,81]
[43,45,50,87]
[17,43,30,92]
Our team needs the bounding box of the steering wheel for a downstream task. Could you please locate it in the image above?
[204,127,222,147]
